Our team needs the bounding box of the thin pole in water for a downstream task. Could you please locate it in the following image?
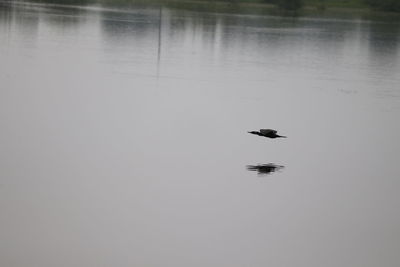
[157,6,162,78]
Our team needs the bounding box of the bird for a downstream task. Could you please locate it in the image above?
[248,129,286,138]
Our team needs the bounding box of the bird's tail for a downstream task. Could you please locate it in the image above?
[279,135,287,138]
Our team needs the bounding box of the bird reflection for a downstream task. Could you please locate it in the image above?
[247,163,284,176]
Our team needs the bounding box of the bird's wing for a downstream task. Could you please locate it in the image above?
[260,129,277,134]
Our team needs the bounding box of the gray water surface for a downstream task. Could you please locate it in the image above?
[1,2,400,266]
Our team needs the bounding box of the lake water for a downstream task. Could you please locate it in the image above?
[1,1,400,266]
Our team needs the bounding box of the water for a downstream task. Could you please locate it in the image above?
[1,1,400,266]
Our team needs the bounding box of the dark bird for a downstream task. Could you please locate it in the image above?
[248,129,286,138]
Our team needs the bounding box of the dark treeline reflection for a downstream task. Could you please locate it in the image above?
[367,21,400,58]
[0,2,39,37]
[101,8,160,40]
[42,6,89,28]
[3,1,400,62]
[98,7,400,66]
[28,0,95,5]
[247,164,284,176]
[0,1,88,30]
[0,2,15,25]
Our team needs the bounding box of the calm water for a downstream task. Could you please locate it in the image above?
[1,1,400,266]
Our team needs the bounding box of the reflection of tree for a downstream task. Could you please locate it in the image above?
[247,163,284,176]
[366,21,400,59]
[0,2,13,24]
[34,0,95,4]
[365,0,400,12]
[42,6,88,28]
[0,2,40,39]
[100,9,160,43]
[162,10,220,49]
[364,20,400,97]
[276,0,303,11]
[100,7,163,76]
[0,1,89,31]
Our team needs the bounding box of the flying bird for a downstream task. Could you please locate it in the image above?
[248,129,286,138]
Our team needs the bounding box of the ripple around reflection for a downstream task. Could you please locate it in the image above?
[246,163,284,176]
